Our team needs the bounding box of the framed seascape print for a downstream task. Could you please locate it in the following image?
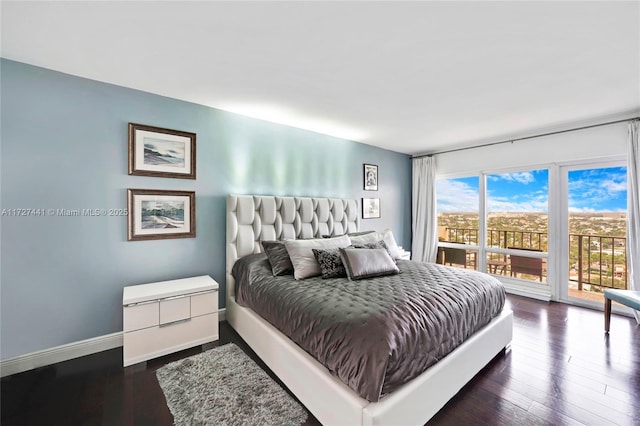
[362,198,380,219]
[363,164,378,190]
[128,123,196,179]
[127,189,196,241]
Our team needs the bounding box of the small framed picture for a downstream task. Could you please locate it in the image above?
[127,189,196,241]
[128,123,196,179]
[362,198,380,219]
[363,164,378,191]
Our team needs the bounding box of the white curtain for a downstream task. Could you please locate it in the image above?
[627,119,640,324]
[412,156,438,262]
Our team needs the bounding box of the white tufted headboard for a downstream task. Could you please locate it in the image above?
[226,194,360,300]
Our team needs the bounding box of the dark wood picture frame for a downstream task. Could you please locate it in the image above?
[362,198,380,219]
[128,123,196,179]
[363,163,378,191]
[127,189,196,241]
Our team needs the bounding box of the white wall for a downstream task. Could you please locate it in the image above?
[435,121,629,175]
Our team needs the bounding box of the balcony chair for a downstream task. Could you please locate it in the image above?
[604,289,640,333]
[437,246,469,268]
[508,247,543,281]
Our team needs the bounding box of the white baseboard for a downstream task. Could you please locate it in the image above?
[0,332,123,378]
[0,308,227,378]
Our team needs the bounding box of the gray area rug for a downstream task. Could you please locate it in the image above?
[156,343,308,426]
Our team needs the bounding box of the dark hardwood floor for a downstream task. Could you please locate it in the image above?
[2,295,638,426]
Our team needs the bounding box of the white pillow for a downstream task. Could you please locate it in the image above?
[380,229,402,259]
[285,235,352,280]
[350,229,402,259]
[349,232,381,245]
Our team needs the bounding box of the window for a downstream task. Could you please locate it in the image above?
[436,177,479,245]
[436,176,479,270]
[565,165,628,303]
[436,169,549,283]
[486,169,549,283]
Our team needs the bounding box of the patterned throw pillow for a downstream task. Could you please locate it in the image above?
[312,248,347,279]
[261,240,293,276]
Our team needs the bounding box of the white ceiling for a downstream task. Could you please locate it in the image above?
[2,1,639,155]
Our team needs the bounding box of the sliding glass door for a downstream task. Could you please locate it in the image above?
[560,163,628,306]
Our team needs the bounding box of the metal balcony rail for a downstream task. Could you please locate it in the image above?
[443,228,547,251]
[441,227,628,290]
[569,234,628,290]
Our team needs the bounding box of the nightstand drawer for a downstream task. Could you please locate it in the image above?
[160,296,190,325]
[123,301,159,332]
[124,313,218,366]
[122,275,219,367]
[191,290,217,317]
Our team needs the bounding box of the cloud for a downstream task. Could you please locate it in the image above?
[436,179,478,212]
[439,167,626,214]
[439,176,548,213]
[488,194,548,213]
[568,168,627,211]
[498,172,536,185]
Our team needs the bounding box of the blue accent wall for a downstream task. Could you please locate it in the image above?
[0,59,411,359]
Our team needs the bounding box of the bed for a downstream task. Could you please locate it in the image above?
[226,194,513,426]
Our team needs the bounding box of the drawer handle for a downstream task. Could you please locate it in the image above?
[161,294,190,302]
[159,318,191,328]
[125,300,157,307]
[160,290,216,302]
[188,289,218,297]
[125,289,217,306]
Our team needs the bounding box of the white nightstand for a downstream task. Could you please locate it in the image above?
[122,275,219,367]
[397,247,411,260]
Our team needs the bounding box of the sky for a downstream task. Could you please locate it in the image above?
[437,166,627,213]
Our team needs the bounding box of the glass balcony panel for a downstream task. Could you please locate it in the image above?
[486,169,549,252]
[436,177,479,245]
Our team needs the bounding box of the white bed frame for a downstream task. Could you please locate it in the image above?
[226,194,513,426]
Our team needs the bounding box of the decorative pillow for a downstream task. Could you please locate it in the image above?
[312,248,347,279]
[349,229,402,259]
[351,240,394,259]
[322,230,375,239]
[339,247,400,280]
[380,229,402,259]
[348,230,377,237]
[261,240,293,276]
[285,235,351,280]
[349,232,382,245]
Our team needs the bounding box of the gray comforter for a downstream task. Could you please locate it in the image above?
[232,254,505,402]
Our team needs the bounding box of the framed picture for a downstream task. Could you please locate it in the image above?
[362,198,380,219]
[363,164,378,190]
[127,189,196,241]
[128,123,196,179]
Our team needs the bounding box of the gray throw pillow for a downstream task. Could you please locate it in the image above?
[351,240,395,261]
[339,247,399,280]
[261,240,293,276]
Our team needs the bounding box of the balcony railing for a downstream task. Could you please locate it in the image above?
[440,227,628,290]
[442,227,547,251]
[570,234,628,291]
